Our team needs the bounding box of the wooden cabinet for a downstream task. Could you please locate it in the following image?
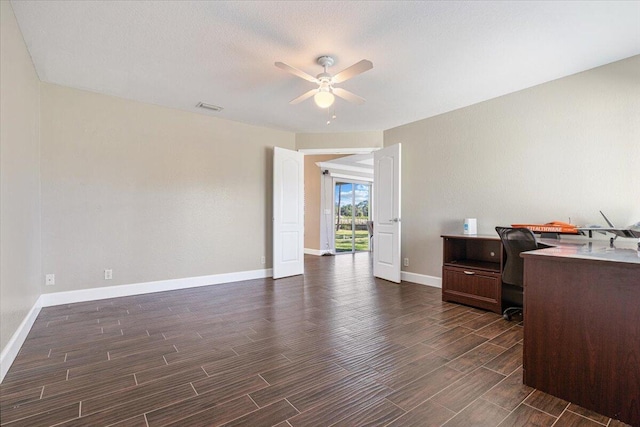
[441,235,503,313]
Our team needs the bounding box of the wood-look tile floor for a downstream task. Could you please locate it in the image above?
[0,254,631,427]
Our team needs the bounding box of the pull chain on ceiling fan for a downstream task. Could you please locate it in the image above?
[275,56,373,109]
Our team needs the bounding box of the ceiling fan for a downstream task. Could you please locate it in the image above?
[275,56,373,109]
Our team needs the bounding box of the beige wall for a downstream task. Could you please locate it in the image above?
[296,131,383,150]
[304,154,346,250]
[40,83,295,293]
[0,1,42,351]
[386,55,640,279]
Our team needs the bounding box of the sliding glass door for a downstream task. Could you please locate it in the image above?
[334,181,371,253]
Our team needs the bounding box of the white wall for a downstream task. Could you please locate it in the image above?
[386,56,640,279]
[40,83,295,293]
[0,1,42,353]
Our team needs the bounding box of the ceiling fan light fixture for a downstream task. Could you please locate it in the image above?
[314,90,335,109]
[276,56,372,109]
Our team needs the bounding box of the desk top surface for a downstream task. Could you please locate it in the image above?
[525,238,640,265]
[441,234,500,240]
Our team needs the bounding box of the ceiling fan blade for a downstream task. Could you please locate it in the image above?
[333,87,366,105]
[332,60,373,84]
[275,62,318,83]
[290,89,317,105]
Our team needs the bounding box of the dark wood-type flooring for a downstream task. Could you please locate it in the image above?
[0,254,631,426]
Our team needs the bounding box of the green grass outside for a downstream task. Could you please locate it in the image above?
[335,229,370,252]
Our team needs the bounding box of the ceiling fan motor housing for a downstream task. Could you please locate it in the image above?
[317,56,335,68]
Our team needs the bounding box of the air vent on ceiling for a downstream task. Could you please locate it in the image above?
[196,102,223,112]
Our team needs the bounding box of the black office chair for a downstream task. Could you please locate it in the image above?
[495,227,540,321]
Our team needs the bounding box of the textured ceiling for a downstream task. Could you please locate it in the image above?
[11,1,640,133]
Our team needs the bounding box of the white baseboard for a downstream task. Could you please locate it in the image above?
[0,298,42,383]
[401,271,442,288]
[304,248,323,256]
[39,268,273,307]
[1,268,273,383]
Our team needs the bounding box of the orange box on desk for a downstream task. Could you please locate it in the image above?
[511,221,579,234]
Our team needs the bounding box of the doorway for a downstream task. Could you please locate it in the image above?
[334,181,371,253]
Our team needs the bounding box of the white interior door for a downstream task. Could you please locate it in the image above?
[373,144,401,283]
[273,147,304,279]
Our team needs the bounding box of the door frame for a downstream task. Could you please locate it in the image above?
[305,148,378,256]
[273,147,382,278]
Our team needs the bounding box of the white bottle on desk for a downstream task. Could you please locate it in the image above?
[464,218,477,235]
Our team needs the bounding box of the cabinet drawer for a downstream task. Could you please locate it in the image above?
[442,266,501,313]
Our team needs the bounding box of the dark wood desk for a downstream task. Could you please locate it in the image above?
[522,240,640,426]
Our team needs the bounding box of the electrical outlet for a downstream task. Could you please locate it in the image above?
[403,258,409,267]
[104,269,113,280]
[45,274,55,286]
[261,256,266,265]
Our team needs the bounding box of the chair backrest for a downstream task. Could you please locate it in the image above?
[495,227,539,287]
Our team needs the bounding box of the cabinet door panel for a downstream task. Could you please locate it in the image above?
[474,274,500,300]
[443,269,476,294]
